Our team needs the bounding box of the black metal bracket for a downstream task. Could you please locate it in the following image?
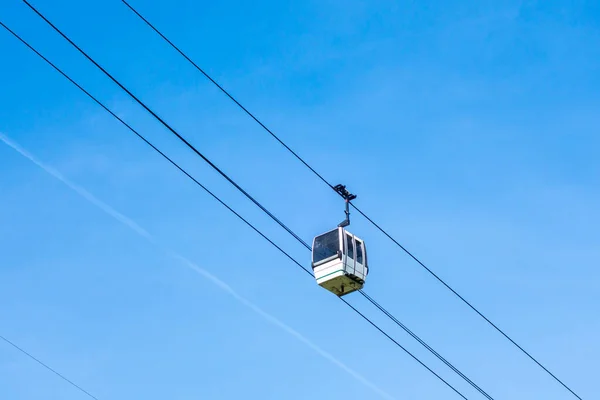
[333,184,357,201]
[334,184,356,228]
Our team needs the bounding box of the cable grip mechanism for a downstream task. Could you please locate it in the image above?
[334,184,356,228]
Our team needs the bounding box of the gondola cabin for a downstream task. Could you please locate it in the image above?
[312,227,368,296]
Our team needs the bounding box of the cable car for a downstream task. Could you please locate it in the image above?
[312,227,368,296]
[312,184,368,296]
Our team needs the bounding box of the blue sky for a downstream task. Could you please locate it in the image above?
[1,0,599,399]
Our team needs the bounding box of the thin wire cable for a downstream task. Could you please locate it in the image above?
[120,0,335,192]
[21,0,312,253]
[0,334,100,400]
[359,291,492,400]
[351,202,582,399]
[1,20,470,399]
[339,298,467,400]
[14,5,495,398]
[0,20,306,279]
[117,2,583,398]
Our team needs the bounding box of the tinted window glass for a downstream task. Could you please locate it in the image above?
[313,229,339,263]
[356,240,363,264]
[346,234,354,259]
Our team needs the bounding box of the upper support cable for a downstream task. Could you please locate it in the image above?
[115,4,585,397]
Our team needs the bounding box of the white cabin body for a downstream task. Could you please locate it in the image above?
[312,227,368,296]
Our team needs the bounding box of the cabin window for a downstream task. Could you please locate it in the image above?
[346,234,354,259]
[356,240,363,264]
[313,229,339,263]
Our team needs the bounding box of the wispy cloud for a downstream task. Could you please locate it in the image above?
[0,132,396,400]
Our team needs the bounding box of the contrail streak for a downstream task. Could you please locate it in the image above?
[0,132,396,400]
